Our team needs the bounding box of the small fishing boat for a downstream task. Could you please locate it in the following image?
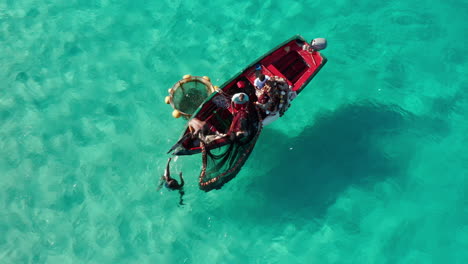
[165,35,327,191]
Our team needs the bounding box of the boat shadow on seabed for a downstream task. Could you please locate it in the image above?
[246,102,450,219]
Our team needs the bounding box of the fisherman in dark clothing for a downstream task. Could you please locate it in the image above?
[227,79,258,102]
[157,157,185,205]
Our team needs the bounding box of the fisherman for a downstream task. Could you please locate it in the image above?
[230,80,257,102]
[188,118,225,145]
[157,157,185,205]
[231,92,249,111]
[229,93,251,141]
[254,74,270,90]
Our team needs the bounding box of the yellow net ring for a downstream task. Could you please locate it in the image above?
[168,75,216,118]
[172,109,182,118]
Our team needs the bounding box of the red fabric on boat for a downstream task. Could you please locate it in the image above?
[229,108,249,134]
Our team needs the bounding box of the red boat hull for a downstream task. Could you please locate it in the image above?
[170,35,327,156]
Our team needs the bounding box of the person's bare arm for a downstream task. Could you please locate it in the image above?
[164,158,172,181]
[179,172,184,187]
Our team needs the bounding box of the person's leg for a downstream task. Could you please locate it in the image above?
[178,189,185,206]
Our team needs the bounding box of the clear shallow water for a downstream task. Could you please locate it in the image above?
[1,0,467,263]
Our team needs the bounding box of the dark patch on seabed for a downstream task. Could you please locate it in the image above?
[247,102,450,221]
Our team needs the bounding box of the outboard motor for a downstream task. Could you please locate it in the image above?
[310,38,327,51]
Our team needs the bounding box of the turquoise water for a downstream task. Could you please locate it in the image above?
[1,0,467,263]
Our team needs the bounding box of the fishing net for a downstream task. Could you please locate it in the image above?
[198,106,263,191]
[168,76,217,118]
